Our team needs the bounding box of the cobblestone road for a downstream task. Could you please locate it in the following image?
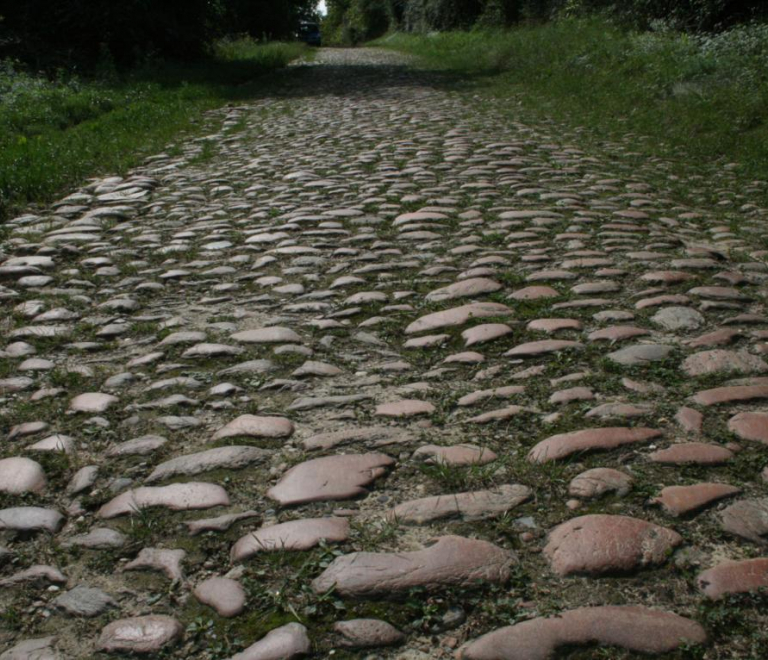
[2,48,768,659]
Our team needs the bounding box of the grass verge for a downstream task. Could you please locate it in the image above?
[375,19,768,196]
[0,39,308,222]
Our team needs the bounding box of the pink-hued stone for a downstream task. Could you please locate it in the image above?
[412,444,496,465]
[720,499,768,544]
[587,326,649,342]
[231,327,302,344]
[529,427,661,463]
[649,443,733,465]
[459,606,706,660]
[509,286,559,300]
[544,514,682,576]
[124,548,186,581]
[375,400,435,417]
[504,340,583,357]
[0,457,46,494]
[526,318,582,333]
[266,454,394,506]
[461,323,512,346]
[652,483,740,516]
[457,386,524,407]
[231,518,350,560]
[697,558,768,599]
[687,328,741,348]
[68,392,118,413]
[676,407,703,433]
[692,385,768,406]
[228,623,310,660]
[568,468,633,498]
[194,577,246,617]
[467,405,528,424]
[728,411,768,444]
[405,303,511,335]
[311,536,513,597]
[97,616,183,654]
[334,619,405,648]
[388,485,531,524]
[97,483,230,518]
[213,415,294,440]
[682,350,768,377]
[426,277,502,302]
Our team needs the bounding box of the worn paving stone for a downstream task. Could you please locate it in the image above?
[652,483,741,516]
[0,637,60,660]
[649,442,734,465]
[529,427,661,463]
[194,577,246,617]
[228,622,310,660]
[697,558,768,599]
[728,411,768,444]
[267,454,394,506]
[213,415,294,440]
[232,517,350,560]
[388,485,531,524]
[544,514,682,576]
[146,446,267,483]
[459,606,706,659]
[720,499,768,544]
[52,585,117,618]
[98,483,230,518]
[568,468,633,498]
[312,536,513,597]
[0,457,46,494]
[333,619,405,648]
[97,616,183,654]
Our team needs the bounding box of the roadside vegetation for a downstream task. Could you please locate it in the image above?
[0,1,318,222]
[0,41,307,222]
[322,1,768,194]
[376,19,768,186]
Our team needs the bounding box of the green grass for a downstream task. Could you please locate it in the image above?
[0,39,308,222]
[376,19,768,199]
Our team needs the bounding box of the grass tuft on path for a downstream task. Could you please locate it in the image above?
[376,19,768,189]
[0,39,307,222]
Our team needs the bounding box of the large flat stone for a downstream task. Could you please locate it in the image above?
[232,517,350,560]
[228,622,310,660]
[425,277,502,302]
[697,558,768,599]
[0,637,60,660]
[98,483,229,518]
[388,485,531,524]
[405,303,511,335]
[652,483,740,516]
[728,411,768,444]
[544,514,682,576]
[459,606,706,659]
[194,577,246,617]
[301,427,411,451]
[529,427,661,463]
[146,446,267,483]
[0,457,46,494]
[97,616,182,654]
[720,498,768,544]
[311,535,513,597]
[213,415,294,440]
[267,453,394,506]
[0,507,64,534]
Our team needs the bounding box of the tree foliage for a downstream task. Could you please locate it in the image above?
[0,0,318,69]
[323,0,768,44]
